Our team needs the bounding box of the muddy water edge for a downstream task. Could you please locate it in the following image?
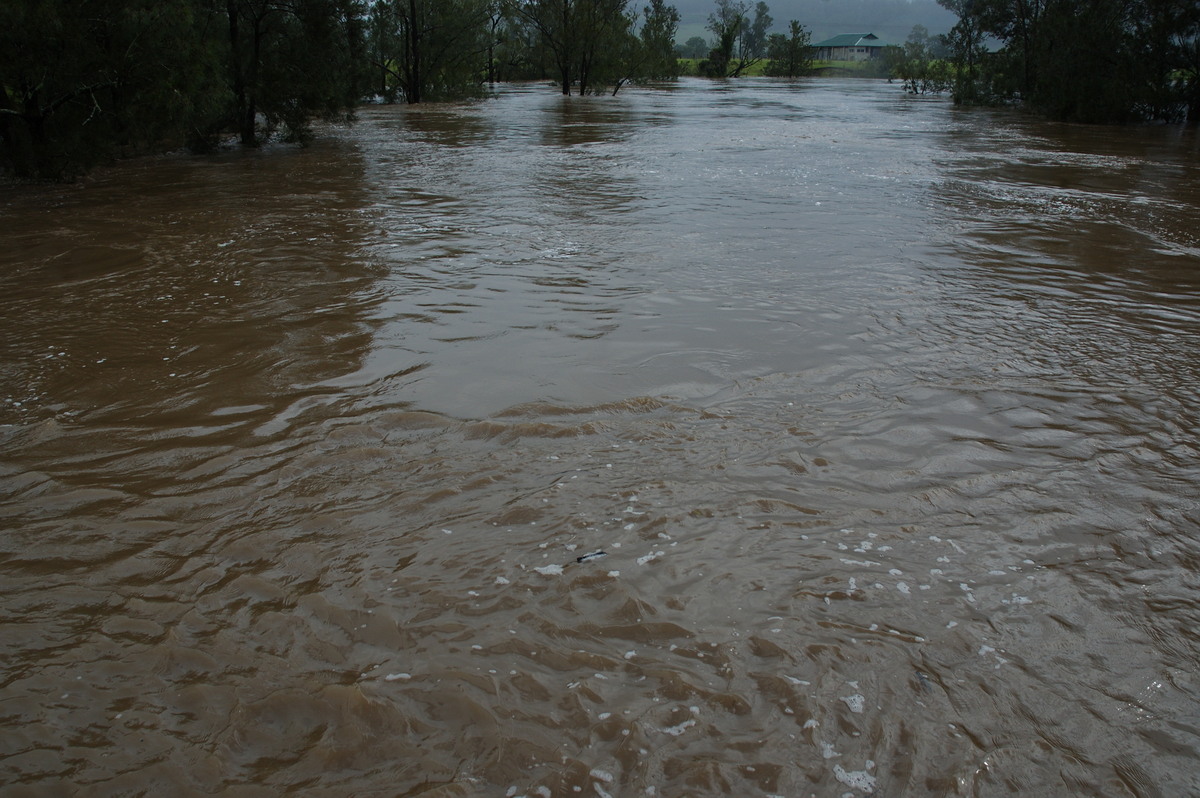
[2,78,1200,797]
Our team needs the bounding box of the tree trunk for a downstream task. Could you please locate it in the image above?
[227,1,252,145]
[243,14,262,145]
[0,85,37,179]
[406,0,422,103]
[488,14,499,84]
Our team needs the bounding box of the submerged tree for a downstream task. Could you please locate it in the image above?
[737,0,773,72]
[0,0,368,177]
[222,0,366,146]
[638,0,683,81]
[1,0,689,180]
[0,0,227,178]
[607,0,681,93]
[507,0,618,94]
[937,0,1200,122]
[506,0,678,95]
[938,0,993,105]
[367,0,492,104]
[699,0,743,77]
[700,0,771,77]
[887,24,951,94]
[764,19,813,77]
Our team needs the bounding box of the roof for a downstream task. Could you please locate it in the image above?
[813,33,887,48]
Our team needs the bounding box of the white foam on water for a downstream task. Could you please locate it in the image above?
[534,564,564,576]
[384,672,411,681]
[833,764,878,792]
[840,694,865,713]
[661,719,696,736]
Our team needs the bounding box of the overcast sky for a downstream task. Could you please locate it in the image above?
[672,0,959,45]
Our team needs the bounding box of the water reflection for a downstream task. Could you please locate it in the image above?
[389,102,498,148]
[0,137,394,792]
[539,98,637,147]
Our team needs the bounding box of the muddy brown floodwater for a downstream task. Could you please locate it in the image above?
[2,78,1200,797]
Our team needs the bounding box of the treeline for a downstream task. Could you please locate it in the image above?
[937,0,1200,123]
[695,0,815,78]
[0,0,683,180]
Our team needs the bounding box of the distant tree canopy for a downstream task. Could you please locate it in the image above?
[938,0,1200,123]
[5,0,1196,180]
[0,0,682,178]
[681,35,709,58]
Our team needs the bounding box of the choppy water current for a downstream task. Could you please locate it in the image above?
[2,78,1200,797]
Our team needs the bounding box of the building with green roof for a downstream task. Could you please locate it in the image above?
[814,33,889,62]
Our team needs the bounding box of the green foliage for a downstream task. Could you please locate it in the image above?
[700,0,740,76]
[887,24,952,94]
[0,0,228,178]
[506,0,680,95]
[368,0,492,104]
[681,36,709,59]
[224,0,367,146]
[0,0,366,178]
[0,0,687,179]
[763,19,813,77]
[699,0,771,77]
[634,0,683,82]
[938,0,1200,122]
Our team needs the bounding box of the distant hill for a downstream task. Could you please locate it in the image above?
[673,0,958,47]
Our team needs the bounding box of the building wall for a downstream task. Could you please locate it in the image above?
[818,46,880,62]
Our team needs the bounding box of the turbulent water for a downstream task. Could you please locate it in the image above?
[2,78,1199,797]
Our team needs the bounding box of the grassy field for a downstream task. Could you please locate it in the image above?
[676,57,767,76]
[676,58,890,78]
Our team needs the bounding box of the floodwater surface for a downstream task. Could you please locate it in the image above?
[2,78,1200,797]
